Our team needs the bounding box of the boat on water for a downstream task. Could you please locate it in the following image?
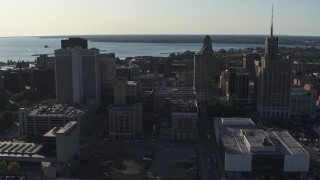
[44,45,49,48]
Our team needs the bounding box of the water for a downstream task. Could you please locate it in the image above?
[0,36,314,62]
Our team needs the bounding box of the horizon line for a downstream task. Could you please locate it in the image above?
[1,33,320,38]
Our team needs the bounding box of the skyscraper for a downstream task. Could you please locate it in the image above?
[194,35,224,102]
[256,8,292,120]
[55,47,100,106]
[225,67,250,103]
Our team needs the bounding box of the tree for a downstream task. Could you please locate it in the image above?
[6,162,20,173]
[0,160,7,172]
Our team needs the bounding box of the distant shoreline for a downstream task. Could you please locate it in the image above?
[37,34,320,46]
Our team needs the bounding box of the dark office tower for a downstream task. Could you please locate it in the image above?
[243,54,261,81]
[194,35,224,102]
[256,8,292,120]
[55,47,100,107]
[61,37,88,49]
[226,67,250,103]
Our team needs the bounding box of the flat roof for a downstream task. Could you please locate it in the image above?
[109,104,137,111]
[221,118,255,126]
[43,121,77,137]
[156,87,196,95]
[171,99,198,113]
[215,117,309,156]
[24,103,90,117]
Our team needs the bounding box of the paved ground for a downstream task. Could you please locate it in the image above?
[72,141,153,180]
[150,146,198,179]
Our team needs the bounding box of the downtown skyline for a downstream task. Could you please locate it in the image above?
[0,0,319,37]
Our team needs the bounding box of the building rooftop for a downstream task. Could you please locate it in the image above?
[109,104,137,111]
[25,103,90,117]
[0,142,43,155]
[215,117,308,156]
[43,121,77,137]
[171,99,198,113]
[156,86,196,95]
[291,87,315,95]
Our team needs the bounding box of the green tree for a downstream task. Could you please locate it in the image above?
[0,111,16,133]
[6,162,20,173]
[0,160,7,172]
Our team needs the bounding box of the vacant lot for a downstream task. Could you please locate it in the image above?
[72,141,199,180]
[150,146,198,179]
[73,142,154,180]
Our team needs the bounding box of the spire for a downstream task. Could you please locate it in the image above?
[271,5,274,37]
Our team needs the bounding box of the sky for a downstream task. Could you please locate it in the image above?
[0,0,319,36]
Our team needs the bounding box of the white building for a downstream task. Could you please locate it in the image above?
[214,117,309,179]
[43,121,80,164]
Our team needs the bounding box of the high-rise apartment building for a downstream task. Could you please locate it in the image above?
[256,13,292,120]
[194,35,224,102]
[55,47,100,106]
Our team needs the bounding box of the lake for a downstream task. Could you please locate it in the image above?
[0,36,313,62]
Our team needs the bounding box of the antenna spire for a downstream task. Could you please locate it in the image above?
[271,5,274,36]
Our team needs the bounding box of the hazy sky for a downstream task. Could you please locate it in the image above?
[0,0,319,36]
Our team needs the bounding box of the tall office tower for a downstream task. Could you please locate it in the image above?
[100,53,116,104]
[61,37,88,49]
[55,47,101,106]
[226,67,250,103]
[256,9,292,120]
[243,54,261,81]
[194,35,224,102]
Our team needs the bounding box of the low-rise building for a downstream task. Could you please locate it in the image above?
[214,117,309,179]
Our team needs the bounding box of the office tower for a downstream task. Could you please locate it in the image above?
[109,77,143,138]
[100,53,116,105]
[100,53,116,92]
[194,35,224,102]
[225,67,250,103]
[61,37,88,49]
[55,47,100,106]
[256,10,292,120]
[243,54,261,81]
